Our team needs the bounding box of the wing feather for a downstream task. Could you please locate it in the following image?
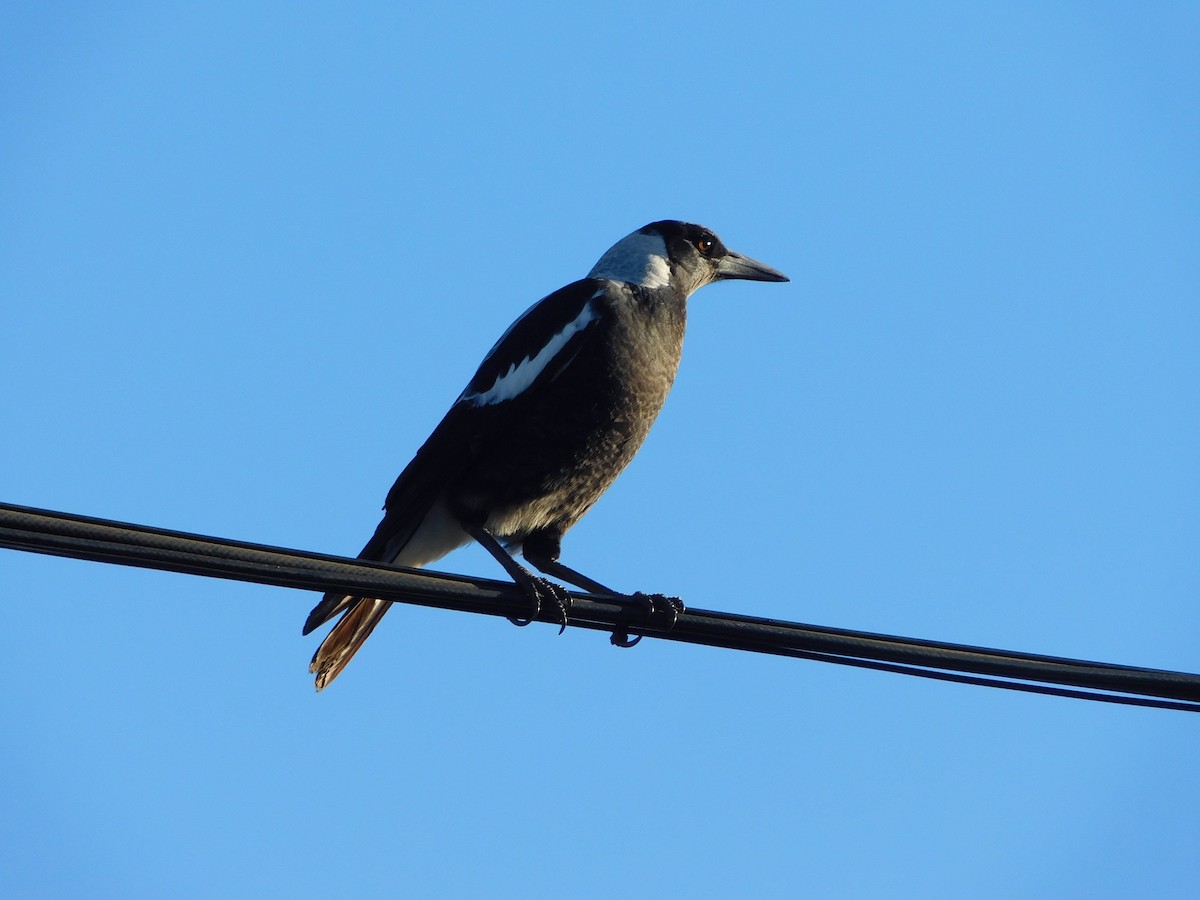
[303,279,606,645]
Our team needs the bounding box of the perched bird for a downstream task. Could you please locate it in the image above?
[305,220,788,689]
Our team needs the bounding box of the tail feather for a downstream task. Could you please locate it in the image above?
[308,597,392,691]
[304,498,470,689]
[302,590,354,636]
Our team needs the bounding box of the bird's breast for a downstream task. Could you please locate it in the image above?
[457,295,687,538]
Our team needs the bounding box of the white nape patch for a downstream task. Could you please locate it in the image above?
[462,300,599,406]
[587,230,671,289]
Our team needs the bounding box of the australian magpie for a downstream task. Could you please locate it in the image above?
[304,220,788,689]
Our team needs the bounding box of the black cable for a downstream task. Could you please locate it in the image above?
[2,501,1197,711]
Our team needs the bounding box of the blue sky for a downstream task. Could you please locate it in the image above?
[2,3,1197,897]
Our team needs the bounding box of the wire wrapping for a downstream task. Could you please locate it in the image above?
[2,501,1197,711]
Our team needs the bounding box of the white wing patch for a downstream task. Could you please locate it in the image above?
[587,230,671,289]
[461,300,599,406]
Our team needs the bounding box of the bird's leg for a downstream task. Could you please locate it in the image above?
[466,525,573,631]
[522,538,684,648]
[524,557,614,595]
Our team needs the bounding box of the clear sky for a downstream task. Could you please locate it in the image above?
[2,3,1197,898]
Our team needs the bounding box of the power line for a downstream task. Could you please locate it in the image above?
[2,500,1197,711]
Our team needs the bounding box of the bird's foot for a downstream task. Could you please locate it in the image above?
[610,592,686,648]
[634,592,685,627]
[507,573,573,633]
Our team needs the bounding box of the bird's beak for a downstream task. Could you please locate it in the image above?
[714,250,789,283]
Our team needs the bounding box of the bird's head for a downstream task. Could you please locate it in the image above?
[588,220,788,297]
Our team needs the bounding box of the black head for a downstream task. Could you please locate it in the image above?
[589,220,788,297]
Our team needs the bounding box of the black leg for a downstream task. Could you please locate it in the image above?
[522,538,685,647]
[525,557,615,595]
[467,525,573,632]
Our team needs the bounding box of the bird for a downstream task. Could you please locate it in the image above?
[304,219,788,689]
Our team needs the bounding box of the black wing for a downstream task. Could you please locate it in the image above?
[360,278,606,560]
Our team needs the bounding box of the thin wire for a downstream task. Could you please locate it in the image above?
[667,632,1200,712]
[2,501,1198,712]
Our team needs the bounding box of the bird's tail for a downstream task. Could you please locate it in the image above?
[304,500,469,690]
[306,596,392,691]
[301,508,416,691]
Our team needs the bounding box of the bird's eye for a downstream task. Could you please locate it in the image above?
[695,237,715,256]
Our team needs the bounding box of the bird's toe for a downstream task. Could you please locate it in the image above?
[610,592,684,648]
[544,580,573,634]
[507,574,573,631]
[631,591,685,628]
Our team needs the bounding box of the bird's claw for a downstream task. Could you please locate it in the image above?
[545,580,573,634]
[507,575,573,633]
[634,592,685,627]
[610,592,685,648]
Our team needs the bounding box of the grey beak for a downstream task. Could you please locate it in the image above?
[714,250,789,283]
